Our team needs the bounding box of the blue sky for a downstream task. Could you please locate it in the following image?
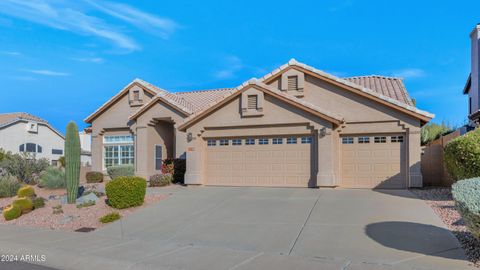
[0,0,478,133]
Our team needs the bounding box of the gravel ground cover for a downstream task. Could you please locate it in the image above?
[412,187,480,268]
[0,183,169,231]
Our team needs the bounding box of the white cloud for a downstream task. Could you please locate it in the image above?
[26,69,70,76]
[1,51,22,56]
[0,0,178,51]
[85,1,178,39]
[392,68,426,79]
[214,55,244,79]
[72,57,104,63]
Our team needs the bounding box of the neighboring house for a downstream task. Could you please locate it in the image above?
[0,112,64,165]
[85,59,433,189]
[79,130,92,166]
[464,24,480,126]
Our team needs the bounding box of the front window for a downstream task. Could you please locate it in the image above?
[103,135,134,169]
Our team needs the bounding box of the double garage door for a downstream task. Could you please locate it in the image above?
[205,136,312,187]
[204,134,406,189]
[340,134,406,189]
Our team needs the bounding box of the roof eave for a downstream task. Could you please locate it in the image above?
[463,74,472,95]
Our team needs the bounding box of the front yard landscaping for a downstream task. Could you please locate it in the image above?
[412,187,480,268]
[0,182,168,231]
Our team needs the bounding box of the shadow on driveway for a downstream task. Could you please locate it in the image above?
[365,221,466,260]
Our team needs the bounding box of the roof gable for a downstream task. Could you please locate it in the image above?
[178,79,344,131]
[260,59,433,122]
[0,112,64,139]
[84,79,161,123]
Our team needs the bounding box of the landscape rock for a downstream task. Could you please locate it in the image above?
[60,193,99,205]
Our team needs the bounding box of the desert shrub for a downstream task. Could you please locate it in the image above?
[452,178,480,239]
[3,204,21,221]
[12,197,33,214]
[444,129,480,181]
[0,148,10,162]
[99,212,121,223]
[52,205,63,214]
[39,167,65,189]
[86,171,103,183]
[58,156,65,167]
[162,159,186,184]
[0,153,49,184]
[17,186,35,198]
[32,197,46,209]
[105,176,146,209]
[149,173,172,187]
[0,174,21,198]
[421,122,455,145]
[107,165,134,180]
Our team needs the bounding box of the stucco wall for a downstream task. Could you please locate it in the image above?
[0,122,64,162]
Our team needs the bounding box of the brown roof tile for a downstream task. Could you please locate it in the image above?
[343,76,414,106]
[0,112,48,127]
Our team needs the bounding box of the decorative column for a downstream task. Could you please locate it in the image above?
[316,128,337,187]
[135,126,148,178]
[184,134,204,185]
[408,129,423,187]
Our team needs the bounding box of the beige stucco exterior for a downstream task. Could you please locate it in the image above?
[85,61,431,189]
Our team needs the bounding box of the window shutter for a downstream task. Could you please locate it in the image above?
[287,76,298,91]
[247,95,258,110]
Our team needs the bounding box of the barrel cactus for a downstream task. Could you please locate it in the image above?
[17,186,35,198]
[12,197,33,214]
[3,204,21,221]
[65,121,81,204]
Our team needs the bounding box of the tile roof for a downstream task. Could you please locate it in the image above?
[0,112,48,127]
[343,76,414,106]
[260,59,433,119]
[178,79,344,131]
[174,88,235,113]
[0,112,64,138]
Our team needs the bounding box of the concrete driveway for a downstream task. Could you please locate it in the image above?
[0,187,474,270]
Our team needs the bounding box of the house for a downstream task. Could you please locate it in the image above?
[464,24,480,126]
[84,59,433,189]
[0,112,64,165]
[79,130,92,166]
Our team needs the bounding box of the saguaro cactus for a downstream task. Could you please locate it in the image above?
[65,121,80,204]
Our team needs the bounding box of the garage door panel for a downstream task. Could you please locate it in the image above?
[206,136,311,187]
[341,134,406,189]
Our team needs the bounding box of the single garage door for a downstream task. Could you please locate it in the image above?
[205,136,312,187]
[341,134,406,189]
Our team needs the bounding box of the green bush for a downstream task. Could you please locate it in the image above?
[162,159,186,184]
[105,176,146,209]
[421,122,455,146]
[452,178,480,239]
[107,165,134,180]
[39,167,65,189]
[3,204,21,221]
[17,186,35,198]
[0,153,49,184]
[99,212,121,223]
[0,174,21,198]
[12,197,33,214]
[444,129,480,181]
[149,173,172,187]
[32,197,45,209]
[86,171,104,183]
